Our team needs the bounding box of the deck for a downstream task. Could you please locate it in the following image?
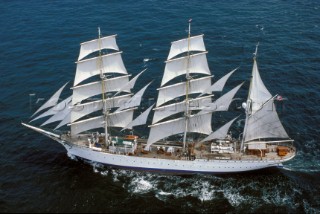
[61,133,296,162]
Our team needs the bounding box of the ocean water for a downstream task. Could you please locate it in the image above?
[1,0,320,212]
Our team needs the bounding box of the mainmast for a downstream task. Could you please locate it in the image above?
[182,19,192,153]
[97,27,109,146]
[147,23,233,151]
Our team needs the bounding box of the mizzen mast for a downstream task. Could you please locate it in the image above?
[240,43,290,152]
[240,43,259,152]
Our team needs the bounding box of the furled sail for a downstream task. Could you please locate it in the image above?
[198,82,243,114]
[161,52,210,86]
[30,96,72,122]
[249,60,272,112]
[123,104,155,130]
[31,82,69,117]
[156,76,212,107]
[152,95,212,124]
[244,99,289,142]
[145,113,212,150]
[199,67,238,96]
[201,116,239,142]
[167,35,206,60]
[72,75,130,105]
[78,35,119,61]
[116,82,152,112]
[74,52,127,86]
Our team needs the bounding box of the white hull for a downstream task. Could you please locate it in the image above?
[22,123,295,174]
[60,140,290,174]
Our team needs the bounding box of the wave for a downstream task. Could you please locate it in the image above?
[83,165,320,212]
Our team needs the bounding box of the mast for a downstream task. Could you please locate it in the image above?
[97,27,109,146]
[240,43,258,152]
[240,43,289,150]
[35,31,145,136]
[182,19,192,153]
[146,24,223,150]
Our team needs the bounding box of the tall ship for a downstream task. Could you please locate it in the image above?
[22,23,296,174]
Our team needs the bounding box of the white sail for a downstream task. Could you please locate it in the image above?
[156,76,212,107]
[78,35,119,61]
[114,69,146,96]
[198,82,243,114]
[30,96,72,122]
[31,82,69,117]
[116,82,151,112]
[152,95,212,124]
[71,94,131,123]
[201,116,239,142]
[244,100,289,142]
[41,101,72,126]
[71,115,104,136]
[123,104,154,130]
[167,35,206,60]
[145,113,212,150]
[74,52,127,86]
[55,112,71,130]
[161,52,211,86]
[199,67,238,96]
[108,108,135,128]
[72,75,130,105]
[249,60,272,112]
[70,108,134,136]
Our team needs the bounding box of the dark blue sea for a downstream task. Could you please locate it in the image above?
[1,0,319,213]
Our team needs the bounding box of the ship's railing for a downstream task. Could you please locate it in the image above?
[194,158,284,164]
[109,145,135,155]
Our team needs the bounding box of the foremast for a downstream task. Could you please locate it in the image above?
[27,29,153,140]
[68,29,153,141]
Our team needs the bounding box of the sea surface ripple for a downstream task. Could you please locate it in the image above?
[0,0,319,212]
